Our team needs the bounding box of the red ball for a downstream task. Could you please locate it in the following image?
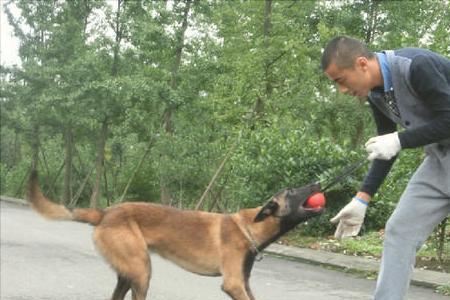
[305,192,326,208]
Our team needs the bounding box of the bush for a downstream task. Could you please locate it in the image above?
[0,159,31,197]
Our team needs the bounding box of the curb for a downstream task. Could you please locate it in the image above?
[265,243,450,289]
[1,195,28,206]
[2,196,449,289]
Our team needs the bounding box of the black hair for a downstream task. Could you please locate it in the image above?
[321,36,375,71]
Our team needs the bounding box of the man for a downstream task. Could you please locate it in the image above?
[321,36,450,299]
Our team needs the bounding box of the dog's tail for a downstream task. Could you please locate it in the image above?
[27,170,104,226]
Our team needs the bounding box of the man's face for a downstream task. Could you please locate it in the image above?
[324,57,372,99]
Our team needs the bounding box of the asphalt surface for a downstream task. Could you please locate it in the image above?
[1,200,448,300]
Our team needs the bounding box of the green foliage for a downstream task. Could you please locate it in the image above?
[339,232,384,257]
[436,284,450,296]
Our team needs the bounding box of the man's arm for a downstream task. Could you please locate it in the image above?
[359,101,397,197]
[330,98,397,239]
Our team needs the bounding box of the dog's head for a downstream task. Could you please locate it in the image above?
[254,182,323,229]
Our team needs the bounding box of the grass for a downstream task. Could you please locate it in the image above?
[436,284,450,296]
[281,230,449,264]
[279,230,385,258]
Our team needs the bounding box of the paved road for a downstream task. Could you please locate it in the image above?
[1,201,447,300]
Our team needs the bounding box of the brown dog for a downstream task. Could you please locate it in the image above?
[27,171,323,300]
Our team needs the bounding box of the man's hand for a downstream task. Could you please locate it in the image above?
[365,132,401,161]
[330,197,368,239]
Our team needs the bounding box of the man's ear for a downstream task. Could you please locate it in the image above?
[355,56,369,70]
[254,200,279,222]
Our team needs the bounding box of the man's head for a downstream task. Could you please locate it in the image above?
[321,36,380,98]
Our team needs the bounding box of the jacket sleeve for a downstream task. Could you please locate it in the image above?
[398,54,450,148]
[359,101,397,196]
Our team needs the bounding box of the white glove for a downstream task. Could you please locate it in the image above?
[330,197,368,239]
[365,132,401,161]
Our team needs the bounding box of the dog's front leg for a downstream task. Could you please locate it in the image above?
[221,261,255,300]
[244,280,256,300]
[243,254,256,300]
[222,276,253,300]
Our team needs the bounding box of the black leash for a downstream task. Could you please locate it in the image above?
[320,158,367,192]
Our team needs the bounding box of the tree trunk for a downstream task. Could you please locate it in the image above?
[119,137,155,202]
[365,0,380,44]
[111,0,122,77]
[195,142,236,210]
[263,0,273,99]
[70,165,95,207]
[46,162,65,197]
[264,0,273,113]
[90,119,108,208]
[160,0,191,205]
[162,0,192,132]
[13,130,22,166]
[63,126,74,204]
[30,123,40,171]
[39,147,56,197]
[170,0,191,91]
[103,165,110,206]
[254,0,273,117]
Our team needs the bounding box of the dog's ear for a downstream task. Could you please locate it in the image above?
[254,200,279,222]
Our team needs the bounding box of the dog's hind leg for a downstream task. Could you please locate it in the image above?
[111,257,150,300]
[93,224,151,300]
[129,258,151,300]
[111,275,131,300]
[112,254,151,300]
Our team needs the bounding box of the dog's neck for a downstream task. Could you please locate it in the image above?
[232,214,263,260]
[231,208,280,253]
